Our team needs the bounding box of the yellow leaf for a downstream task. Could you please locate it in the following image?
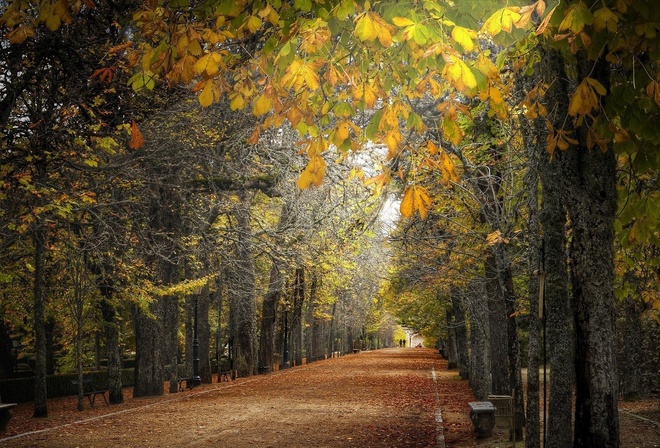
[586,77,607,95]
[481,7,521,36]
[439,150,459,184]
[441,58,477,94]
[442,116,464,146]
[647,81,660,107]
[413,186,432,219]
[335,122,350,142]
[354,11,393,47]
[425,140,439,155]
[400,186,432,219]
[297,170,315,190]
[386,129,402,158]
[247,15,262,33]
[198,81,216,107]
[188,39,202,56]
[281,59,321,92]
[451,26,477,52]
[392,16,415,27]
[568,78,602,117]
[7,25,35,44]
[593,7,619,32]
[253,93,272,116]
[194,53,222,77]
[400,187,414,217]
[229,92,245,110]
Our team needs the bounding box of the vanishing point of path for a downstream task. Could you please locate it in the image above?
[2,348,464,448]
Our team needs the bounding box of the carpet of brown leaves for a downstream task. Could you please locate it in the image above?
[1,348,658,447]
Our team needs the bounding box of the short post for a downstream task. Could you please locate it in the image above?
[469,401,496,438]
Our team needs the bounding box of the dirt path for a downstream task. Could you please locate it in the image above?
[1,349,451,448]
[3,348,658,447]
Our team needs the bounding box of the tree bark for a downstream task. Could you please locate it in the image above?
[621,295,645,399]
[100,289,123,404]
[567,51,619,448]
[486,253,510,395]
[523,149,541,448]
[258,200,295,370]
[133,298,165,397]
[32,221,48,418]
[292,267,305,366]
[309,271,325,362]
[229,194,257,376]
[451,292,469,379]
[467,281,490,400]
[198,287,212,383]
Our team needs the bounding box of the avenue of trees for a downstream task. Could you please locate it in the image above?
[1,1,659,448]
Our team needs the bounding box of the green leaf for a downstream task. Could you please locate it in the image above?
[366,109,383,140]
[294,0,312,13]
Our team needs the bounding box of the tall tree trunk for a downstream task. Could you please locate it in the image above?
[292,267,305,366]
[451,292,469,379]
[44,316,56,376]
[133,297,165,397]
[32,221,48,418]
[100,287,123,404]
[258,200,294,370]
[533,48,576,448]
[498,244,526,439]
[259,264,282,370]
[198,286,212,383]
[486,254,510,395]
[524,151,541,448]
[446,305,458,369]
[621,295,645,399]
[163,293,179,393]
[541,150,574,448]
[567,51,619,448]
[230,194,257,376]
[309,271,324,362]
[467,281,490,400]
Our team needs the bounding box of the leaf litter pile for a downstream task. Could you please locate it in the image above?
[2,348,658,447]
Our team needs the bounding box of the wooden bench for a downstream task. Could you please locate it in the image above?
[70,379,108,408]
[258,365,271,375]
[218,370,232,382]
[0,402,17,431]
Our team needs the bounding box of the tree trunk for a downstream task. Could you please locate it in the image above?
[230,194,257,377]
[309,271,324,362]
[621,296,645,399]
[446,305,458,369]
[524,154,541,448]
[451,292,469,379]
[486,254,510,395]
[100,289,123,404]
[199,287,212,383]
[32,221,48,418]
[292,267,305,366]
[133,298,165,397]
[467,281,490,400]
[163,293,179,393]
[259,263,282,370]
[566,51,619,448]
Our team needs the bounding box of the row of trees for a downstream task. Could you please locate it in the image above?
[2,1,659,447]
[0,0,399,418]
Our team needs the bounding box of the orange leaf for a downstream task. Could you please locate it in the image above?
[129,120,144,150]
